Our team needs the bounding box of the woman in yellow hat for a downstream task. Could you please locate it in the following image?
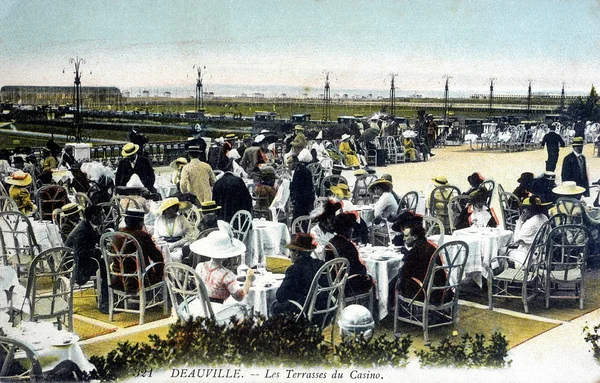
[507,195,550,264]
[152,197,195,263]
[5,171,36,216]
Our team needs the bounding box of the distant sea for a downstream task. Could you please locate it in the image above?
[121,84,582,99]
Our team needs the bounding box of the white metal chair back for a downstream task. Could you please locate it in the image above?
[230,210,252,243]
[422,216,445,244]
[0,337,43,381]
[0,211,41,272]
[428,185,460,233]
[448,195,472,233]
[398,191,419,214]
[545,224,590,309]
[0,196,18,212]
[479,179,496,207]
[296,257,349,341]
[100,231,168,325]
[291,215,314,234]
[320,175,348,198]
[97,200,121,233]
[164,262,215,322]
[25,246,74,331]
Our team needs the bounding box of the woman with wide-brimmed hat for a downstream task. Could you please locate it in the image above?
[270,233,324,317]
[152,197,195,263]
[191,222,255,304]
[309,199,342,260]
[5,170,36,216]
[368,179,398,222]
[327,212,374,297]
[507,195,551,264]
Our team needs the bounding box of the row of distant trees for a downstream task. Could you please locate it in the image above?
[567,85,600,122]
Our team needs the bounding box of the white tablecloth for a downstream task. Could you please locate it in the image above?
[354,204,375,226]
[31,221,63,252]
[51,169,73,185]
[154,174,178,200]
[361,246,404,320]
[226,272,283,318]
[2,321,95,373]
[246,220,290,267]
[430,227,513,286]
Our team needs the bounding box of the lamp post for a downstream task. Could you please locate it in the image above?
[488,78,496,116]
[560,82,566,112]
[322,70,332,122]
[526,80,533,118]
[388,73,398,117]
[68,56,85,143]
[443,75,452,124]
[193,64,206,113]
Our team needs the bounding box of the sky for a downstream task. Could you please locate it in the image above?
[1,0,600,97]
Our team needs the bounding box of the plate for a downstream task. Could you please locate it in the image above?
[51,334,79,347]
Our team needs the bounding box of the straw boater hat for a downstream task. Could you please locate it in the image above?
[199,200,221,212]
[285,233,317,252]
[5,171,32,186]
[169,157,188,170]
[61,202,83,217]
[189,228,246,258]
[543,171,556,181]
[522,196,552,207]
[432,175,449,186]
[294,125,304,131]
[331,183,351,199]
[154,197,189,215]
[367,179,393,192]
[188,145,202,153]
[225,133,237,141]
[572,137,585,146]
[121,142,140,158]
[124,207,145,219]
[341,134,351,141]
[242,133,252,141]
[552,181,586,196]
[353,169,367,176]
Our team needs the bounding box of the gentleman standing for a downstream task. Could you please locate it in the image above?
[180,145,216,204]
[115,142,156,192]
[212,158,253,222]
[541,125,565,171]
[561,136,590,197]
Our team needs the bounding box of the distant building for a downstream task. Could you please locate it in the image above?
[0,85,122,108]
[254,111,276,121]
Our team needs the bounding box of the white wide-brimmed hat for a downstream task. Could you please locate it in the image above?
[552,181,586,196]
[341,134,351,141]
[298,148,312,163]
[189,229,246,258]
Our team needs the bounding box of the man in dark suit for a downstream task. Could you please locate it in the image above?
[65,205,108,313]
[115,142,156,193]
[270,233,326,318]
[561,136,589,197]
[212,159,253,222]
[541,125,565,172]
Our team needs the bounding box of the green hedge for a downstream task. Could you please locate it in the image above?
[87,314,510,381]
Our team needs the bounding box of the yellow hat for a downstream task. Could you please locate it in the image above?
[331,184,351,199]
[432,175,449,186]
[61,202,83,217]
[367,179,393,192]
[199,200,221,212]
[5,171,32,186]
[121,142,140,158]
[169,157,188,169]
[154,197,189,215]
[572,137,585,146]
[353,169,367,176]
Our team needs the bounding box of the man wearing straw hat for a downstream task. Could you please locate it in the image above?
[561,136,590,197]
[58,202,84,241]
[180,146,216,204]
[115,142,156,193]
